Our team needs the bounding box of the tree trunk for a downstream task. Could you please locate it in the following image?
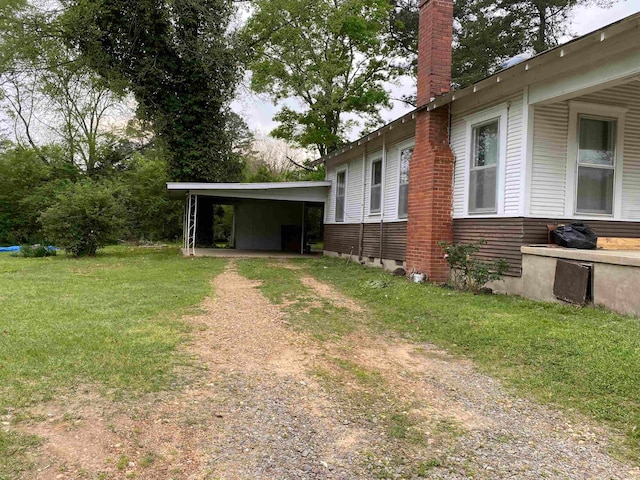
[535,4,547,53]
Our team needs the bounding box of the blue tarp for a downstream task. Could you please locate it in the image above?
[0,246,57,252]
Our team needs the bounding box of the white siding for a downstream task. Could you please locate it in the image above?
[450,91,524,217]
[380,139,415,222]
[579,82,640,220]
[505,96,523,215]
[529,103,569,217]
[325,165,337,223]
[529,80,640,220]
[325,137,416,224]
[383,144,400,222]
[325,158,363,224]
[346,157,364,223]
[451,116,466,216]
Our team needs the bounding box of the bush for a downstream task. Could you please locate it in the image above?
[438,240,509,292]
[18,245,57,258]
[40,180,126,256]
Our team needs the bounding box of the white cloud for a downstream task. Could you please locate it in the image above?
[569,2,640,37]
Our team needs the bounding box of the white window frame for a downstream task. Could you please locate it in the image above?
[566,101,626,219]
[396,139,415,220]
[334,166,347,223]
[463,104,508,216]
[368,154,383,216]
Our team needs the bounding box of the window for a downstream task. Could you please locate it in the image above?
[398,147,413,218]
[335,169,346,222]
[576,116,616,215]
[469,119,499,213]
[567,101,626,218]
[370,159,382,213]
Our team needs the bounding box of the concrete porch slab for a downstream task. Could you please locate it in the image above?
[521,245,640,267]
[181,248,321,259]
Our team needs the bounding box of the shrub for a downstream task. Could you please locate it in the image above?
[438,240,509,292]
[40,180,126,256]
[18,245,57,258]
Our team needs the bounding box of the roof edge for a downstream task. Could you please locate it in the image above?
[166,181,331,191]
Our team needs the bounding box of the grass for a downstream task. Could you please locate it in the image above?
[236,259,307,304]
[0,430,41,477]
[300,256,640,458]
[236,259,357,340]
[0,246,225,477]
[4,248,640,472]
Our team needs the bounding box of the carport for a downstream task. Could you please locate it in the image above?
[167,181,330,256]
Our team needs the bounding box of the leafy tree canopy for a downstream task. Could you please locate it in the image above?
[242,0,398,156]
[389,0,617,90]
[0,0,134,176]
[60,0,244,182]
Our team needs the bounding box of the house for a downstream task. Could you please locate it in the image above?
[319,0,640,313]
[169,1,640,314]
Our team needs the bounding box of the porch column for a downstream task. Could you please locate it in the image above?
[186,193,198,256]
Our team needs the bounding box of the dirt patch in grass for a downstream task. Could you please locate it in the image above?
[187,270,314,377]
[299,275,364,313]
[16,382,228,479]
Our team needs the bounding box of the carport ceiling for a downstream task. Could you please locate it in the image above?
[167,181,331,203]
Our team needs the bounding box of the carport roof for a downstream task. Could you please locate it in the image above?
[167,181,331,203]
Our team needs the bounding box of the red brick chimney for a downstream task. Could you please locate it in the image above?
[406,0,455,282]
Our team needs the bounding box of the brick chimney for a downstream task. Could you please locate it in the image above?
[406,0,455,282]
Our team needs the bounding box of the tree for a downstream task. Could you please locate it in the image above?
[242,0,398,156]
[0,1,127,172]
[61,0,243,182]
[0,143,80,244]
[453,0,529,88]
[120,151,183,242]
[389,0,617,89]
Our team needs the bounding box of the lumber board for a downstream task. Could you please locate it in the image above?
[597,237,640,250]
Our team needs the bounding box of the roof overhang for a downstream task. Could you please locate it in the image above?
[167,181,331,203]
[423,10,640,112]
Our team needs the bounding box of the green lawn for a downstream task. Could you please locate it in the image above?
[244,257,640,459]
[0,247,224,476]
[3,249,640,474]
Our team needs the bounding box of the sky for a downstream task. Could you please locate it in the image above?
[232,1,640,142]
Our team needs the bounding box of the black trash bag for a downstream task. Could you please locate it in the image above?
[551,222,598,249]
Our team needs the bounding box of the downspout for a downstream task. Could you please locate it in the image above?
[448,102,453,244]
[448,102,453,143]
[359,144,368,259]
[379,134,387,265]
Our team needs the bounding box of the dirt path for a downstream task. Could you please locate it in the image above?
[12,262,640,479]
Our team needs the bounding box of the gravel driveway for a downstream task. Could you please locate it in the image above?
[14,261,640,479]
